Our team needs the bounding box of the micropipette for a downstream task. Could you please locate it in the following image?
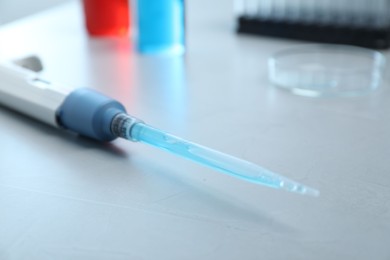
[0,58,319,197]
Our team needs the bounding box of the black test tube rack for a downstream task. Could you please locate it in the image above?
[236,0,390,49]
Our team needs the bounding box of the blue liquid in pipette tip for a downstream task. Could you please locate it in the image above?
[129,123,319,197]
[137,0,185,54]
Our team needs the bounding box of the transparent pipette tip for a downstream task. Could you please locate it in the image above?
[244,167,319,197]
[111,113,320,197]
[280,178,320,197]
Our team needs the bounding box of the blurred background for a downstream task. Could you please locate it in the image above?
[0,0,69,24]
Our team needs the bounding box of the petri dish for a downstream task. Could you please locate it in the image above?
[268,44,386,97]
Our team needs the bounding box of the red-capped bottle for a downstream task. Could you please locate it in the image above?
[82,0,129,37]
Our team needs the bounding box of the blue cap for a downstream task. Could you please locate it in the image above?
[57,88,126,142]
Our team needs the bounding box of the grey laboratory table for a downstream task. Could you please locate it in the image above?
[0,1,389,259]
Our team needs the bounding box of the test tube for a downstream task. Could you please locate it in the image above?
[364,0,376,28]
[300,0,315,23]
[384,0,390,28]
[258,0,273,20]
[272,0,286,20]
[351,0,365,27]
[375,0,389,28]
[234,0,245,18]
[336,0,349,26]
[82,0,129,37]
[136,0,185,55]
[314,0,328,25]
[243,0,256,18]
[285,0,301,22]
[342,0,353,26]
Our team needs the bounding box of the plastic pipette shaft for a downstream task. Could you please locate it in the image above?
[111,113,319,197]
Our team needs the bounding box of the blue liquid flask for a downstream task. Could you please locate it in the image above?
[136,0,185,54]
